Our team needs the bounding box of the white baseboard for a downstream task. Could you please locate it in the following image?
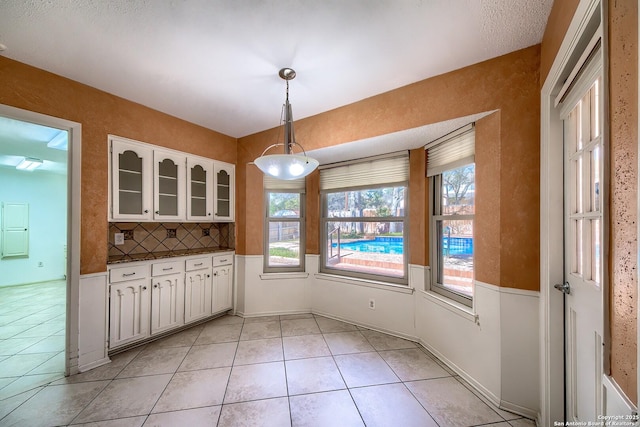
[78,357,111,373]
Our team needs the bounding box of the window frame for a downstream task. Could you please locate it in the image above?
[320,182,409,285]
[429,165,475,307]
[263,189,305,273]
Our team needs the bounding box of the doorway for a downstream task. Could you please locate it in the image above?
[0,104,81,398]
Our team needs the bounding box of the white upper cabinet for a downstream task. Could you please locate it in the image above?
[153,150,186,221]
[110,138,153,221]
[187,156,214,221]
[109,135,234,223]
[213,161,235,222]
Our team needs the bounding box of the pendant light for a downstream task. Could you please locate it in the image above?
[254,68,319,180]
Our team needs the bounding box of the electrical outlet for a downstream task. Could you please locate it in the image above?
[114,233,125,245]
[37,261,43,267]
[368,299,375,310]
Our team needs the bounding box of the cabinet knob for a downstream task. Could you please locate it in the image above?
[155,210,160,214]
[142,286,147,290]
[207,274,211,278]
[144,209,149,214]
[154,284,158,288]
[214,272,218,276]
[208,213,211,216]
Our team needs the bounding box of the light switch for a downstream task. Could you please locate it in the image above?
[114,233,125,245]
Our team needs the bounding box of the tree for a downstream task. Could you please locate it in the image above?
[442,165,474,215]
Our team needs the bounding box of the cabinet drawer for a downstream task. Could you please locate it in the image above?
[110,264,148,283]
[186,257,211,271]
[152,260,184,276]
[212,253,233,267]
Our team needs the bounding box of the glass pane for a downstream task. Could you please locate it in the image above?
[591,219,601,284]
[159,194,178,216]
[269,193,300,218]
[217,200,229,217]
[191,197,206,217]
[437,219,473,297]
[572,219,583,276]
[325,187,405,218]
[577,99,585,150]
[159,158,177,179]
[218,184,230,200]
[217,170,229,186]
[591,146,600,212]
[159,176,177,196]
[573,156,583,214]
[119,191,142,215]
[268,221,301,267]
[119,150,142,173]
[324,221,404,278]
[191,165,206,183]
[441,164,475,215]
[192,181,206,199]
[591,79,600,139]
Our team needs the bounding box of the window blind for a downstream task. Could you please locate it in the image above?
[425,124,475,177]
[319,152,409,191]
[263,175,305,192]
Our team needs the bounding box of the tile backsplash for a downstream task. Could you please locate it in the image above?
[109,222,234,257]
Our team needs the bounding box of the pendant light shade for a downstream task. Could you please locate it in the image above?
[254,68,319,180]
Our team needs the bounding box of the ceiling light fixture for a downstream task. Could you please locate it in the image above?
[16,157,43,171]
[254,68,319,180]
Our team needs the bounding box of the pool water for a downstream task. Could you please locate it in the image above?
[334,236,473,256]
[336,237,404,255]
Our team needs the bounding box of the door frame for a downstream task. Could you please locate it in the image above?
[0,104,82,376]
[540,0,604,424]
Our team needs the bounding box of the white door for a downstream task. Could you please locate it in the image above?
[561,45,604,422]
[1,202,29,258]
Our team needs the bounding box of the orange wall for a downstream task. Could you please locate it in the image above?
[238,46,541,291]
[609,0,638,403]
[0,57,237,275]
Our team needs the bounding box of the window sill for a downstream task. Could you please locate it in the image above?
[259,272,309,280]
[417,289,478,323]
[315,273,413,294]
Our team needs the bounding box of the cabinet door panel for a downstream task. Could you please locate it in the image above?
[187,158,214,221]
[111,139,153,220]
[213,162,235,222]
[151,274,184,335]
[109,280,150,348]
[185,268,212,324]
[153,151,185,221]
[212,265,232,313]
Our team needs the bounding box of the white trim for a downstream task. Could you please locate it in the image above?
[603,375,638,417]
[540,0,603,425]
[314,273,414,294]
[416,289,478,323]
[638,0,640,407]
[0,104,82,377]
[259,272,309,280]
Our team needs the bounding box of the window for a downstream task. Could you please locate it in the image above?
[320,153,409,284]
[427,124,475,306]
[264,177,305,273]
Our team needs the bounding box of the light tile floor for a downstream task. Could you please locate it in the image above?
[0,313,537,426]
[0,281,66,402]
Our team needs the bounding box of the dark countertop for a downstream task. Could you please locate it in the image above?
[108,247,234,265]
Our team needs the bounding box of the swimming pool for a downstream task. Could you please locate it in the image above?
[335,237,404,255]
[334,236,473,256]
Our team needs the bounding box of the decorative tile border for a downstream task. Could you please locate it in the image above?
[108,222,235,257]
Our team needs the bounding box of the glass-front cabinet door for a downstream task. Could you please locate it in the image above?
[111,138,153,221]
[213,161,235,222]
[187,157,214,221]
[153,150,185,221]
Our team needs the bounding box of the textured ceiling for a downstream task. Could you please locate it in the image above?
[0,0,553,140]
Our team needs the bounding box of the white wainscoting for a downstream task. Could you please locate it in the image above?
[78,272,110,372]
[235,255,313,317]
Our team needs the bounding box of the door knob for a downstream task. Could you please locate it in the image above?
[554,282,570,295]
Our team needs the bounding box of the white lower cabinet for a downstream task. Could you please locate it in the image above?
[212,254,233,314]
[109,265,151,349]
[184,257,213,324]
[108,252,233,351]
